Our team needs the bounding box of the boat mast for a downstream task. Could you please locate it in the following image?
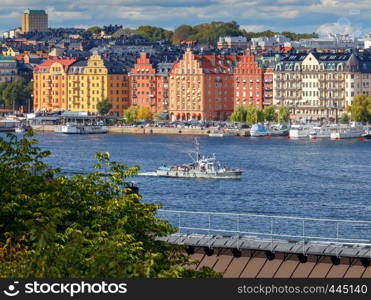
[194,138,200,160]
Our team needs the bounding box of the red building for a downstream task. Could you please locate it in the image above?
[233,50,274,109]
[129,53,172,115]
[129,52,157,113]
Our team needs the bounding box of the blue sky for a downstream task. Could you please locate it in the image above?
[1,0,371,36]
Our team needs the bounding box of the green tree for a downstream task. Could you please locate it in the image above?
[134,26,173,42]
[230,105,247,122]
[0,82,9,108]
[2,77,32,110]
[86,26,101,34]
[96,99,113,115]
[0,131,220,278]
[124,106,138,124]
[339,112,350,124]
[245,105,264,124]
[278,106,291,123]
[263,105,278,122]
[137,106,153,120]
[347,94,371,123]
[173,25,196,43]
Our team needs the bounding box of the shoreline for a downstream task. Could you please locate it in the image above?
[30,125,249,136]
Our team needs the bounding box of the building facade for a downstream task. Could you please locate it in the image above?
[22,9,48,33]
[129,53,173,115]
[169,48,238,121]
[33,58,76,111]
[234,50,276,109]
[34,54,130,115]
[129,53,157,113]
[0,56,18,83]
[273,52,371,122]
[217,36,248,49]
[68,53,130,116]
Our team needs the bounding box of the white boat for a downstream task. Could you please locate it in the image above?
[362,127,371,139]
[15,124,31,133]
[330,123,364,140]
[250,124,268,137]
[59,124,108,134]
[268,124,289,136]
[289,124,314,139]
[209,132,236,137]
[155,138,243,179]
[309,125,340,139]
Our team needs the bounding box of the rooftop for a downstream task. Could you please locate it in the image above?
[24,9,47,15]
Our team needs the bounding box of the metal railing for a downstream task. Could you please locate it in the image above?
[158,209,371,249]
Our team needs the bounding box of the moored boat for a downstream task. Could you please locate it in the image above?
[58,123,108,134]
[309,125,340,139]
[289,124,314,139]
[209,132,236,137]
[330,123,364,140]
[250,124,268,137]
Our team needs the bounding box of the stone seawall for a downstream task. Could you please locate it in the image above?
[31,125,249,136]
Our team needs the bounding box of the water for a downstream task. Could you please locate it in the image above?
[3,132,371,241]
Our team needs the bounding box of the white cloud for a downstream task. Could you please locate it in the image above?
[240,25,269,32]
[316,19,364,37]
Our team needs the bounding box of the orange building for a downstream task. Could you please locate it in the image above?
[234,50,275,109]
[169,48,238,121]
[33,58,76,112]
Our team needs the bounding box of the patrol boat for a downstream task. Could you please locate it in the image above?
[156,139,243,179]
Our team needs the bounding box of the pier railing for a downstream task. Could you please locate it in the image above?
[157,209,371,248]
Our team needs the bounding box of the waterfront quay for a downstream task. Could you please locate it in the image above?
[30,124,249,136]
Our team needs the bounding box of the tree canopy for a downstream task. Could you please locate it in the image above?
[347,94,371,123]
[96,99,113,115]
[0,77,33,110]
[0,131,220,278]
[124,106,139,124]
[119,21,317,45]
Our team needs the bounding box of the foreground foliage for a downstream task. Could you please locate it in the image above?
[0,131,220,278]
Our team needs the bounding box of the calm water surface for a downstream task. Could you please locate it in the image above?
[5,132,371,240]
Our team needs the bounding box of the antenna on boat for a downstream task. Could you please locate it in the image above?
[193,138,200,160]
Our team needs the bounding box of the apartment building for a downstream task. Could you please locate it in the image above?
[0,56,18,83]
[169,48,238,121]
[273,52,371,122]
[68,53,129,116]
[234,50,277,109]
[129,53,173,115]
[34,53,130,116]
[33,58,76,112]
[22,9,48,33]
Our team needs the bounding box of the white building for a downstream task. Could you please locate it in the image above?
[273,52,371,122]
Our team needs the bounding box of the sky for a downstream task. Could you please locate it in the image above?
[1,0,371,37]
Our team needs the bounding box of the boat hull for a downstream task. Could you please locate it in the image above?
[59,125,108,134]
[156,169,242,179]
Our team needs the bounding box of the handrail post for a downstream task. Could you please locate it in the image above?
[336,222,339,257]
[178,212,181,234]
[302,220,305,255]
[270,218,274,252]
[208,213,211,236]
[237,214,240,250]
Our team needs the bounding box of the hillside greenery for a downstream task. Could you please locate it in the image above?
[91,21,317,45]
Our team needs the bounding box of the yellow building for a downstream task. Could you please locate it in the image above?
[22,9,48,33]
[33,53,130,115]
[67,53,130,116]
